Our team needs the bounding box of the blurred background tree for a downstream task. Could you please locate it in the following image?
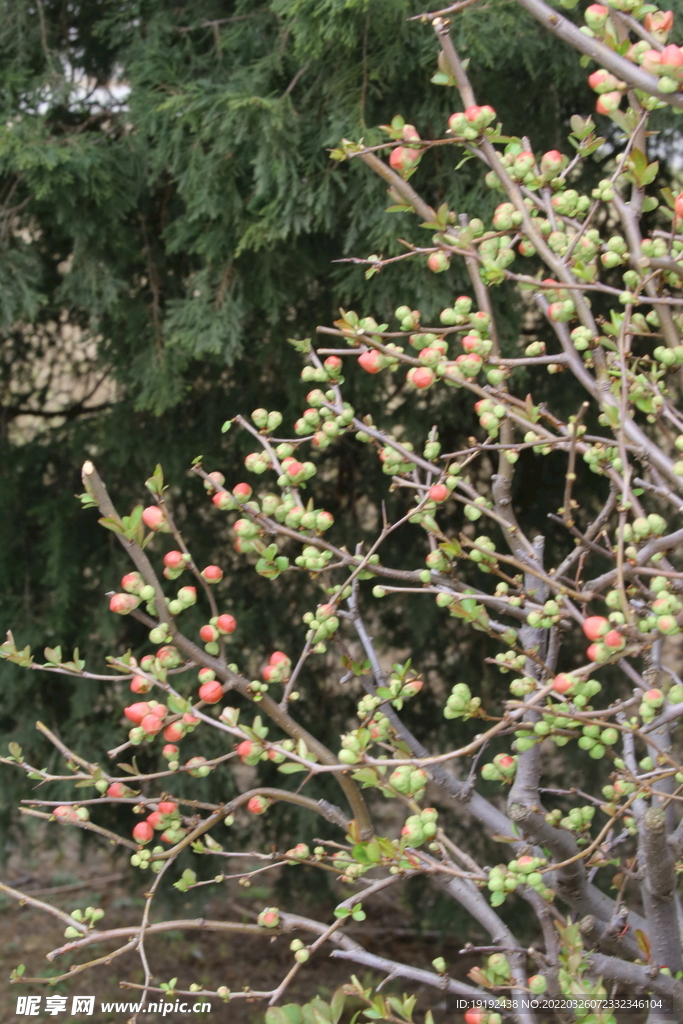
[1,0,679,843]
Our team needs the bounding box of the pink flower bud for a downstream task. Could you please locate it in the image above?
[427,251,450,273]
[158,801,177,815]
[644,688,664,706]
[358,349,382,374]
[674,193,683,219]
[142,506,166,531]
[660,43,683,69]
[199,624,219,643]
[163,550,185,570]
[106,782,131,798]
[540,150,566,177]
[595,91,622,116]
[585,5,608,30]
[247,795,271,815]
[408,367,435,389]
[162,743,179,759]
[232,482,252,501]
[286,460,304,478]
[121,572,144,594]
[201,565,223,583]
[389,146,421,175]
[109,593,140,615]
[324,355,342,373]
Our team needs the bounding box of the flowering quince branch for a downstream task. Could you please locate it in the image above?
[8,7,683,1024]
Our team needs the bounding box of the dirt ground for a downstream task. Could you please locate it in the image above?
[0,831,479,1024]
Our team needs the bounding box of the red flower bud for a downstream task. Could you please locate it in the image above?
[163,722,185,743]
[603,629,625,649]
[586,642,603,662]
[389,146,421,174]
[142,506,166,531]
[582,616,609,641]
[237,740,256,762]
[140,713,164,735]
[247,795,271,815]
[199,680,223,704]
[132,821,154,844]
[552,673,574,695]
[675,193,683,219]
[199,624,219,643]
[158,801,177,815]
[163,550,185,570]
[121,572,144,594]
[146,811,163,829]
[286,461,304,478]
[124,702,150,724]
[130,675,153,694]
[428,484,449,503]
[233,482,252,500]
[216,613,237,635]
[324,355,342,372]
[270,650,289,665]
[106,782,130,798]
[162,743,179,759]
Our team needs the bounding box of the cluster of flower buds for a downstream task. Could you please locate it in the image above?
[376,441,416,476]
[198,613,237,654]
[447,104,497,138]
[302,603,340,647]
[384,118,424,179]
[551,673,602,709]
[132,800,184,850]
[576,722,619,760]
[54,804,90,823]
[400,807,438,847]
[197,668,222,704]
[294,399,354,448]
[285,843,310,864]
[559,804,596,836]
[388,765,429,800]
[124,700,168,743]
[294,544,334,574]
[639,687,665,724]
[160,710,199,746]
[262,650,291,684]
[251,408,283,432]
[257,907,280,928]
[167,585,196,617]
[443,682,481,720]
[481,753,517,784]
[474,399,507,439]
[487,854,552,907]
[63,905,105,939]
[162,549,191,580]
